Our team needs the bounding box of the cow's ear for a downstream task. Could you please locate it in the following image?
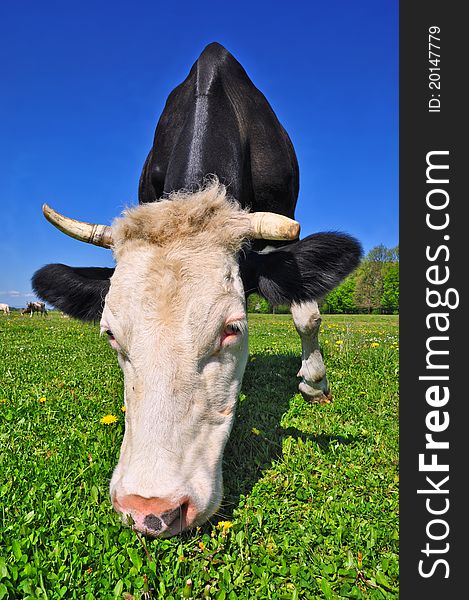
[239,233,362,305]
[32,264,114,321]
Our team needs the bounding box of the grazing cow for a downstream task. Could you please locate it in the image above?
[22,301,48,317]
[32,43,362,537]
[0,303,9,315]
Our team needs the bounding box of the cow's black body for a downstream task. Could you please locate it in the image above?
[32,43,362,320]
[139,43,298,226]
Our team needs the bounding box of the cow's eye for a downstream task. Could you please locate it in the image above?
[102,328,120,351]
[221,320,245,347]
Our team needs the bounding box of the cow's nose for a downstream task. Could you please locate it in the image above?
[113,494,190,537]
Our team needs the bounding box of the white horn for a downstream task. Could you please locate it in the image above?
[247,212,300,240]
[42,204,113,248]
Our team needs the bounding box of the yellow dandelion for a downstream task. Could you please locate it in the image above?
[217,520,233,532]
[38,396,46,403]
[335,340,343,345]
[121,405,126,412]
[371,342,380,348]
[100,414,118,425]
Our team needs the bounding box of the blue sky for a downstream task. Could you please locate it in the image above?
[0,0,398,307]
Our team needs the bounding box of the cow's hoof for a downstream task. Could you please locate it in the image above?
[299,382,333,404]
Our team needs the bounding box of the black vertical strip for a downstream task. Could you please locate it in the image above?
[400,3,466,598]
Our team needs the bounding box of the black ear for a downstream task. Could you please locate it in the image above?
[32,264,114,321]
[240,232,362,305]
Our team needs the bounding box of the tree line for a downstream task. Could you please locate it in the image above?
[247,244,399,315]
[321,244,399,314]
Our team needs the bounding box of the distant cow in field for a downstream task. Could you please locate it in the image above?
[0,303,9,315]
[22,301,48,317]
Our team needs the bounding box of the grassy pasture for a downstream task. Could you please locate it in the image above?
[0,312,398,599]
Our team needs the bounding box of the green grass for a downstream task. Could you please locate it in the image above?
[0,312,398,599]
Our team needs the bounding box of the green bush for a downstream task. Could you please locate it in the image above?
[272,304,290,314]
[246,293,271,313]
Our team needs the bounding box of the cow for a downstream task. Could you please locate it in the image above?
[0,303,9,315]
[32,43,362,538]
[22,301,48,317]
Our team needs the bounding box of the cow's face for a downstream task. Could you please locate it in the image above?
[101,187,251,537]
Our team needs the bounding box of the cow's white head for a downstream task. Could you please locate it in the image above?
[101,184,253,536]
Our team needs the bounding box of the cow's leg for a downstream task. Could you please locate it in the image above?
[290,301,332,403]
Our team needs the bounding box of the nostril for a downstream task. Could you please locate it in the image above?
[143,514,163,533]
[161,507,181,527]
